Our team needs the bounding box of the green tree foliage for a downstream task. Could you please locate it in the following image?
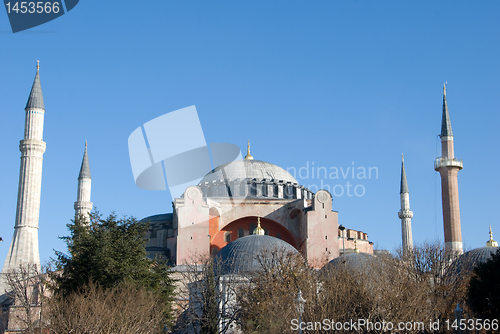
[51,212,175,322]
[468,248,500,320]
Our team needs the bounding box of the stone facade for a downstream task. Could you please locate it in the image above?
[143,158,375,269]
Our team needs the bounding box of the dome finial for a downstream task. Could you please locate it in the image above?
[443,82,446,96]
[36,60,40,70]
[253,212,265,235]
[244,140,254,160]
[486,225,498,247]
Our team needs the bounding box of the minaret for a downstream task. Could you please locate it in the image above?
[74,142,92,221]
[1,62,46,292]
[398,154,413,258]
[434,84,463,254]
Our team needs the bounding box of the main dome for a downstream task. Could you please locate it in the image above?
[198,159,298,185]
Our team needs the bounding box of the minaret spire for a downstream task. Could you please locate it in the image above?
[253,213,265,235]
[1,63,47,294]
[398,154,413,258]
[435,84,463,255]
[441,83,453,138]
[74,142,93,222]
[486,225,498,247]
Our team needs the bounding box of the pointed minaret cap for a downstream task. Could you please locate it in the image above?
[253,214,265,235]
[78,142,91,179]
[244,140,254,160]
[440,83,453,137]
[486,225,498,247]
[25,60,45,110]
[400,154,409,194]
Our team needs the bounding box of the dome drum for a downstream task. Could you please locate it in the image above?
[199,178,314,200]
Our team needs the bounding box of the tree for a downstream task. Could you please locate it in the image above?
[468,248,500,320]
[48,281,166,334]
[173,256,242,334]
[51,211,175,326]
[3,264,47,334]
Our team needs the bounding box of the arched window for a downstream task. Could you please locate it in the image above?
[224,232,231,243]
[238,228,244,238]
[277,233,281,239]
[273,185,279,198]
[262,184,268,197]
[250,183,257,196]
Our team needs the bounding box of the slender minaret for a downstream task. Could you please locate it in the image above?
[74,142,92,221]
[398,155,413,258]
[434,84,463,255]
[1,62,46,293]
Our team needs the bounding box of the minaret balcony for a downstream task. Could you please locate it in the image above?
[434,157,463,170]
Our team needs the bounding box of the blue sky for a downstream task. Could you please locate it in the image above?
[1,0,499,265]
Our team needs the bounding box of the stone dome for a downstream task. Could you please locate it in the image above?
[199,159,298,185]
[322,252,375,272]
[450,246,499,275]
[215,234,299,275]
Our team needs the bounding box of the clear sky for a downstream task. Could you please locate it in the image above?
[1,0,499,266]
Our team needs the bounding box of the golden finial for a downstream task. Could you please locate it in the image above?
[253,213,265,235]
[443,83,447,96]
[244,140,254,160]
[36,60,40,70]
[85,140,87,148]
[486,225,498,247]
[402,154,404,163]
[354,238,359,253]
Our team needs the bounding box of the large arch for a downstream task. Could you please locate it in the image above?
[210,216,297,256]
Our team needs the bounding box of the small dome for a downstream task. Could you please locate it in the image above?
[451,246,499,274]
[198,159,298,185]
[322,252,374,272]
[215,234,298,275]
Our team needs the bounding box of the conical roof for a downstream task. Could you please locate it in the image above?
[440,84,453,137]
[78,143,91,179]
[400,155,409,194]
[25,65,44,110]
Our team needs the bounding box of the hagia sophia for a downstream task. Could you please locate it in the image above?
[0,64,498,333]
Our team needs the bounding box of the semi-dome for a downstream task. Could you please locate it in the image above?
[215,234,299,275]
[199,159,298,185]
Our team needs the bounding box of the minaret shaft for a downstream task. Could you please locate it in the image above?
[439,165,462,251]
[2,67,45,291]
